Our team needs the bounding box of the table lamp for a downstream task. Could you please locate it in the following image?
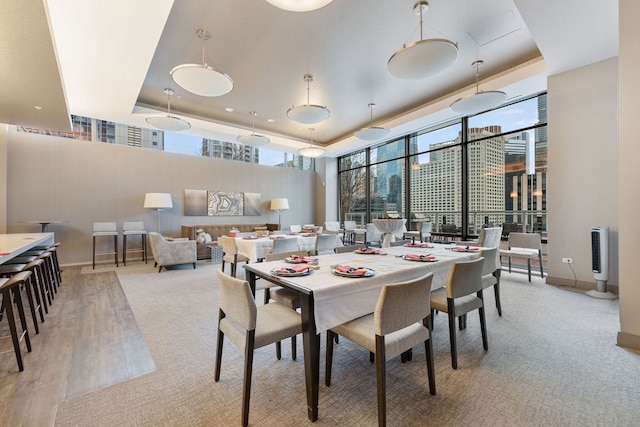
[144,193,173,232]
[270,198,289,230]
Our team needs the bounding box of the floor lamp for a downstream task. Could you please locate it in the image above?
[144,193,173,232]
[270,198,289,231]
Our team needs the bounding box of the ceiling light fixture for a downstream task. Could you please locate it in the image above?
[145,88,191,132]
[265,0,333,12]
[237,111,270,147]
[170,29,233,97]
[354,103,390,141]
[387,1,458,79]
[287,74,330,124]
[450,60,507,115]
[298,128,325,158]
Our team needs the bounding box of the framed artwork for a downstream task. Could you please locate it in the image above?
[244,193,261,216]
[208,191,243,216]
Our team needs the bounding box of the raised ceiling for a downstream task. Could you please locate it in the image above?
[2,0,618,157]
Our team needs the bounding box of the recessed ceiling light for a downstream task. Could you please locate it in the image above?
[267,119,275,123]
[34,105,42,110]
[225,107,234,112]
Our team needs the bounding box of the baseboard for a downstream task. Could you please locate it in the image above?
[545,275,618,293]
[617,331,640,352]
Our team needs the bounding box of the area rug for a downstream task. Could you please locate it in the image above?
[55,264,640,426]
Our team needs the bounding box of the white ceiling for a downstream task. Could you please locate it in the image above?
[1,0,618,157]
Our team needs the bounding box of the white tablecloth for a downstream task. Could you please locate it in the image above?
[373,219,407,247]
[248,243,481,333]
[235,234,343,262]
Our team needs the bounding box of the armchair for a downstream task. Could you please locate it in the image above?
[148,232,197,273]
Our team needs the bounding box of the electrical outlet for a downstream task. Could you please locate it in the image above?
[562,257,573,264]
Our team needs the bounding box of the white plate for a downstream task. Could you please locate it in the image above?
[402,255,438,262]
[270,267,312,277]
[331,267,376,277]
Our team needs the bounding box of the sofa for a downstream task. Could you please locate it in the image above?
[148,232,197,272]
[181,224,278,260]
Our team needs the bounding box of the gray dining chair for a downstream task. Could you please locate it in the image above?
[325,273,436,427]
[263,250,308,361]
[430,257,487,369]
[479,247,502,316]
[271,236,299,254]
[214,269,302,427]
[314,234,338,255]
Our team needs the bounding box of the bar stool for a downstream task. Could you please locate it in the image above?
[93,222,118,269]
[5,256,51,312]
[122,221,147,266]
[23,249,59,296]
[34,242,62,285]
[0,272,33,371]
[0,264,43,334]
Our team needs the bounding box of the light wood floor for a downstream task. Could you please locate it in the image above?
[0,266,155,426]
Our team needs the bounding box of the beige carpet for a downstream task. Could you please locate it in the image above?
[55,264,640,426]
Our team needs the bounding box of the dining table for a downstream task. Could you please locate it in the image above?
[373,218,407,247]
[0,232,55,265]
[235,234,342,262]
[243,242,482,421]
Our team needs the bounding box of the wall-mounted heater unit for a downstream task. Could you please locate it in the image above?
[587,226,617,299]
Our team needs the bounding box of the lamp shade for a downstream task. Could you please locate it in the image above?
[270,198,289,211]
[145,115,191,132]
[265,0,333,12]
[144,193,173,209]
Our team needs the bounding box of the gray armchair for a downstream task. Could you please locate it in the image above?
[148,232,197,272]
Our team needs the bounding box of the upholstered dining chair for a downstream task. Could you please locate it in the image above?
[263,249,308,360]
[214,270,302,427]
[324,221,341,235]
[219,235,249,278]
[499,232,544,281]
[479,247,502,316]
[334,244,365,254]
[325,273,436,427]
[430,257,487,369]
[271,236,299,254]
[403,221,433,243]
[314,234,338,255]
[365,223,382,247]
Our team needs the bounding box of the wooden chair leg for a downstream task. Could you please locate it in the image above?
[242,331,255,427]
[494,283,502,316]
[214,311,225,382]
[375,336,387,427]
[478,291,488,351]
[424,318,436,395]
[291,335,297,361]
[447,299,458,369]
[527,259,532,282]
[539,252,544,277]
[275,341,282,360]
[325,331,334,387]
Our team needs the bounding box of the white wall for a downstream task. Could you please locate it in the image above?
[5,129,316,265]
[546,57,619,289]
[618,0,640,349]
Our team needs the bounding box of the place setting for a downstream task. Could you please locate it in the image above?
[270,264,314,277]
[285,254,318,264]
[403,242,433,248]
[330,265,376,278]
[447,245,480,253]
[354,247,387,255]
[242,235,261,240]
[401,253,438,262]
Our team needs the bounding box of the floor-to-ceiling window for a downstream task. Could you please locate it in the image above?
[338,92,548,240]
